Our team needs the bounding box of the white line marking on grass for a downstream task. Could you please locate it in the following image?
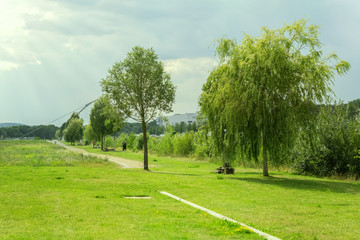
[124,196,152,199]
[160,191,281,240]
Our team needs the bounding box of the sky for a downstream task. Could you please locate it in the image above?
[0,0,359,126]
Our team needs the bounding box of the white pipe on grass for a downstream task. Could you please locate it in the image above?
[160,191,281,240]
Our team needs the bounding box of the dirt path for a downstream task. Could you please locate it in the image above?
[50,141,143,169]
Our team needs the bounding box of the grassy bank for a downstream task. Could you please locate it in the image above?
[1,140,359,239]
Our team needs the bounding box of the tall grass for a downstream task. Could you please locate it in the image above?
[0,140,109,167]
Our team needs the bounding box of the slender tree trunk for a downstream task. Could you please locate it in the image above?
[263,144,269,177]
[113,134,116,151]
[141,119,149,170]
[101,133,104,150]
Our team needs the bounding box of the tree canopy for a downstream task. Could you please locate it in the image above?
[64,118,84,145]
[199,19,350,176]
[90,96,124,150]
[101,46,176,170]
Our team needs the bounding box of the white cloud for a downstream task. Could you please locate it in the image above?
[164,57,217,113]
[164,57,217,79]
[0,61,19,71]
[0,1,48,71]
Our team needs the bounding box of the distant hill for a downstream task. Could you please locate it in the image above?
[0,123,25,128]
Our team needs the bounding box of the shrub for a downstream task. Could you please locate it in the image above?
[156,126,175,155]
[127,132,137,150]
[135,133,150,150]
[173,132,195,156]
[104,135,115,149]
[116,133,128,149]
[293,104,360,178]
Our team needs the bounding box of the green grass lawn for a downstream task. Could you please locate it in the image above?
[1,140,360,239]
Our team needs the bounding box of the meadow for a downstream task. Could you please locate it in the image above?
[0,140,359,239]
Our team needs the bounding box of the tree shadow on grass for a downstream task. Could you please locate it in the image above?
[230,176,360,194]
[149,171,201,177]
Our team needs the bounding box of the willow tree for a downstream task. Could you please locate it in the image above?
[199,19,350,176]
[101,46,175,170]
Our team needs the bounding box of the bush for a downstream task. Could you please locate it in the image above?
[155,126,175,155]
[104,135,115,149]
[134,133,150,150]
[173,132,195,156]
[127,132,137,150]
[116,133,128,149]
[293,104,360,178]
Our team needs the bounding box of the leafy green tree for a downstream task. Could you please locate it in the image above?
[84,123,97,146]
[64,118,84,145]
[55,129,61,140]
[101,46,176,170]
[147,120,165,135]
[59,113,80,139]
[0,129,7,139]
[186,122,197,132]
[346,98,360,119]
[199,19,350,176]
[90,96,124,150]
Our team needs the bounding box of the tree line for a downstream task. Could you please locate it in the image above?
[0,125,58,139]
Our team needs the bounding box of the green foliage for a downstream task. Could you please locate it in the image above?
[153,125,175,155]
[293,104,360,179]
[60,112,80,139]
[173,131,195,156]
[193,128,213,159]
[101,46,176,169]
[64,118,84,145]
[90,96,124,150]
[119,122,142,134]
[147,120,165,135]
[116,132,136,150]
[0,129,7,139]
[104,135,115,149]
[83,123,97,144]
[116,133,127,149]
[346,98,360,119]
[127,132,137,150]
[135,132,150,150]
[101,46,176,123]
[1,125,58,139]
[199,18,350,176]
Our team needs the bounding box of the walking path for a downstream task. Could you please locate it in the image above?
[50,141,143,169]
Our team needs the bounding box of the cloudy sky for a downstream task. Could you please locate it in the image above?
[0,0,359,126]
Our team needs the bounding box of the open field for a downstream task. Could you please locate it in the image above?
[1,140,360,239]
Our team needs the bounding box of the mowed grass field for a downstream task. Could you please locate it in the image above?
[1,140,360,239]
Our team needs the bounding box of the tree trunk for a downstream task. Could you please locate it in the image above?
[141,119,149,170]
[113,134,116,151]
[263,144,269,177]
[101,133,104,150]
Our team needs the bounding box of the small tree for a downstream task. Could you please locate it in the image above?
[199,19,350,176]
[60,112,80,139]
[64,118,84,145]
[90,96,124,150]
[101,46,175,170]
